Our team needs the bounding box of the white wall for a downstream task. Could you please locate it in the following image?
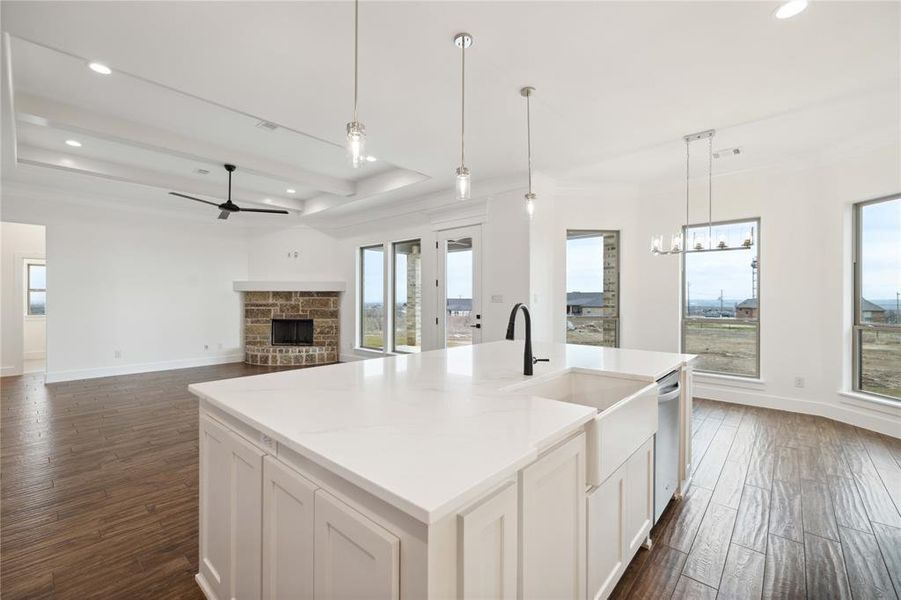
[1,191,250,382]
[538,144,901,435]
[1,221,45,375]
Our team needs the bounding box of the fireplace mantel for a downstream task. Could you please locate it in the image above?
[233,281,346,292]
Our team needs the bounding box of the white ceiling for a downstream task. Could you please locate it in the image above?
[1,1,898,231]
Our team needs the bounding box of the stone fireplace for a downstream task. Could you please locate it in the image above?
[240,287,341,367]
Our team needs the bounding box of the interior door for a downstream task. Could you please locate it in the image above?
[436,226,482,348]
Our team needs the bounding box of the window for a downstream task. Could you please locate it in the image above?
[359,245,385,350]
[392,240,421,353]
[853,196,900,401]
[26,261,46,316]
[566,230,619,347]
[681,219,760,377]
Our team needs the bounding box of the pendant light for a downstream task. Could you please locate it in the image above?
[521,86,536,217]
[650,129,755,255]
[454,33,473,200]
[346,0,366,168]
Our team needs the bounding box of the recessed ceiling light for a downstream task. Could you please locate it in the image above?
[774,0,808,20]
[65,139,82,148]
[286,188,296,194]
[365,155,377,162]
[88,62,112,75]
[263,198,273,204]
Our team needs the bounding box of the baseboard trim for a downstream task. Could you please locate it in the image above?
[0,365,21,377]
[194,573,217,600]
[45,353,244,384]
[694,382,900,438]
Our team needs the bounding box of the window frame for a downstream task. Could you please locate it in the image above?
[25,259,46,317]
[680,217,761,379]
[358,244,386,351]
[852,194,900,402]
[564,229,621,348]
[391,238,422,354]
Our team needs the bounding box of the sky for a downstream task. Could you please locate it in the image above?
[566,236,604,293]
[364,246,473,304]
[861,198,900,300]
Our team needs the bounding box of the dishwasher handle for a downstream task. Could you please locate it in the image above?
[658,386,681,404]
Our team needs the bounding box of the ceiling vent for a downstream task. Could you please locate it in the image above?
[713,147,742,159]
[194,168,210,175]
[256,120,279,131]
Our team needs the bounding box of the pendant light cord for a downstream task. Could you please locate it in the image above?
[685,137,690,226]
[526,91,533,194]
[460,40,466,167]
[353,0,359,122]
[707,133,713,246]
[228,169,232,202]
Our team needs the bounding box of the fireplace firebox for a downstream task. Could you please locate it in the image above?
[271,318,314,346]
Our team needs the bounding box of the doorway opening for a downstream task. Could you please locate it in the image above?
[436,226,482,348]
[1,222,47,377]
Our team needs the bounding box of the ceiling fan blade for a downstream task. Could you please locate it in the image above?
[218,210,231,220]
[239,208,290,215]
[169,192,221,207]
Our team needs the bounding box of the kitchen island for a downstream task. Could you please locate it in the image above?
[190,340,695,600]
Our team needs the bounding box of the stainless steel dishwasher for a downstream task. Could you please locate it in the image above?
[654,370,681,523]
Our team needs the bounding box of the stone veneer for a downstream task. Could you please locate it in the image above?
[243,291,339,366]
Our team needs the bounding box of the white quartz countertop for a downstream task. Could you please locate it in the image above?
[189,341,694,524]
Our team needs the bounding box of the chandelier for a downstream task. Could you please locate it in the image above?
[651,129,754,255]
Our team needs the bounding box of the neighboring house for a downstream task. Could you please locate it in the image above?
[447,298,472,315]
[736,298,758,319]
[861,298,886,322]
[567,292,604,316]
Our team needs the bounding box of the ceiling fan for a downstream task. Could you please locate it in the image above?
[169,164,289,220]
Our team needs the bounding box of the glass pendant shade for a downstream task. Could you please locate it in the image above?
[346,121,366,168]
[525,192,536,218]
[670,231,683,253]
[456,166,471,200]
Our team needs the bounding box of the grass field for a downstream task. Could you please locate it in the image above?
[683,320,758,377]
[859,329,901,399]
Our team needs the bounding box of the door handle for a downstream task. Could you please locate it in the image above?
[470,324,481,329]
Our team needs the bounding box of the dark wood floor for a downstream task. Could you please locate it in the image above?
[0,363,295,600]
[612,398,901,600]
[2,367,899,599]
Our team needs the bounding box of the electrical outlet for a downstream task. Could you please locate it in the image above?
[260,434,274,449]
[114,349,121,359]
[794,376,805,389]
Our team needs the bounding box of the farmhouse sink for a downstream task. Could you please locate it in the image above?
[507,371,659,486]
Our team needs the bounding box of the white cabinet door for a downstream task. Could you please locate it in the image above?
[586,466,626,600]
[458,481,518,599]
[521,433,586,600]
[262,456,316,600]
[623,437,654,557]
[199,415,264,600]
[314,489,400,600]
